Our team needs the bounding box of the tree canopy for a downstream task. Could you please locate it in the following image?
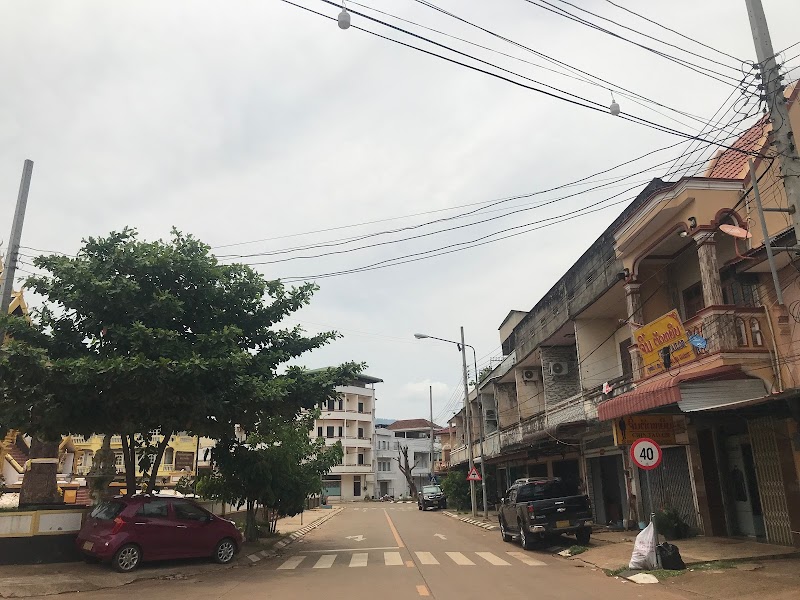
[0,228,361,496]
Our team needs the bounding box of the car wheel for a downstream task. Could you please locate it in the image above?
[575,527,591,545]
[214,538,237,564]
[500,518,513,543]
[112,543,141,573]
[519,522,535,551]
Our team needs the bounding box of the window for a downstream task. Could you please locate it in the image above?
[317,426,323,438]
[326,426,334,438]
[517,480,577,501]
[722,273,759,307]
[358,402,364,413]
[173,501,209,521]
[337,426,343,437]
[337,399,343,410]
[750,318,763,346]
[163,447,174,467]
[136,499,169,518]
[735,318,748,346]
[90,501,124,521]
[358,453,365,465]
[682,282,705,319]
[358,427,364,439]
[326,399,335,411]
[114,453,124,468]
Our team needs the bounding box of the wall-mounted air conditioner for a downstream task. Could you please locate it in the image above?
[521,369,539,382]
[549,362,569,376]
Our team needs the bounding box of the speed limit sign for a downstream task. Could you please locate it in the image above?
[630,437,662,470]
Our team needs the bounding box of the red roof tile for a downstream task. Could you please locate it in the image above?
[387,419,442,431]
[704,116,769,179]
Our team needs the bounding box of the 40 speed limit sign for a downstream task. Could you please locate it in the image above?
[630,437,662,470]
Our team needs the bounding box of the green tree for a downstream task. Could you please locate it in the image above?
[0,228,360,503]
[441,470,471,511]
[212,410,343,542]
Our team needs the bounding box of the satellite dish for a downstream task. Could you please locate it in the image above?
[720,224,752,239]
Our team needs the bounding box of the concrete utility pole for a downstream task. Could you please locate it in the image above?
[429,385,434,483]
[0,160,34,327]
[459,327,478,517]
[470,348,489,519]
[746,0,800,244]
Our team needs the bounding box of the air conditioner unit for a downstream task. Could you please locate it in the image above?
[485,409,497,421]
[549,362,569,376]
[521,369,539,382]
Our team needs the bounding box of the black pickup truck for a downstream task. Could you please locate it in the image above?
[498,477,593,549]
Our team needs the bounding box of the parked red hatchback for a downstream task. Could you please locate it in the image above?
[76,495,243,572]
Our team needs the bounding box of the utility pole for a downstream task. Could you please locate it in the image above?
[746,0,800,244]
[749,158,785,305]
[0,160,34,332]
[429,385,434,483]
[471,348,489,519]
[460,326,478,517]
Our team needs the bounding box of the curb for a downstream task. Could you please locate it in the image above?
[442,510,498,531]
[245,507,344,564]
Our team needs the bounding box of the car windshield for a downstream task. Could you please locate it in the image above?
[423,486,442,494]
[90,501,124,521]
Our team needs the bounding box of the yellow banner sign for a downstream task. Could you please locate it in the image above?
[613,415,677,446]
[635,309,695,378]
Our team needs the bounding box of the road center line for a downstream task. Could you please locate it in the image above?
[383,510,406,548]
[416,585,430,597]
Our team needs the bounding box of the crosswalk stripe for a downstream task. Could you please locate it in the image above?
[506,552,546,566]
[384,552,403,566]
[415,552,439,565]
[313,555,336,569]
[476,552,511,566]
[446,552,475,566]
[277,556,306,570]
[350,553,369,567]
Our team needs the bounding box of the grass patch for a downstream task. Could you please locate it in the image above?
[604,566,627,577]
[567,545,588,556]
[644,569,685,580]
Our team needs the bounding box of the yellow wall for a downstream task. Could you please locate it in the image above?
[70,434,198,478]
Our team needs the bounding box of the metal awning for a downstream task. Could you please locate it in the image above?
[597,365,756,421]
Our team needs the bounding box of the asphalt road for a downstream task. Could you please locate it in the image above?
[62,504,687,600]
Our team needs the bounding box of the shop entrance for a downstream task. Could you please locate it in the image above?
[725,435,765,538]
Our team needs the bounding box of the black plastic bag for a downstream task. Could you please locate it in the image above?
[657,542,686,570]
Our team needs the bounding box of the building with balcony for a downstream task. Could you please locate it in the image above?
[447,83,800,546]
[315,374,382,501]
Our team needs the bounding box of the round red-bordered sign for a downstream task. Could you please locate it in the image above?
[630,437,662,470]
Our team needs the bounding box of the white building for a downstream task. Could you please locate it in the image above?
[374,419,442,499]
[315,374,382,501]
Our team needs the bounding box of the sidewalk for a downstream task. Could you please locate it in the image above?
[578,530,799,571]
[0,508,338,598]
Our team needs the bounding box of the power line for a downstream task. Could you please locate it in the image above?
[602,0,745,64]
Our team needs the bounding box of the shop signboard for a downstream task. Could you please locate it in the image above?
[635,309,695,378]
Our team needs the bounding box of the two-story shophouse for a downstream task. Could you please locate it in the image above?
[449,84,800,546]
[316,374,382,501]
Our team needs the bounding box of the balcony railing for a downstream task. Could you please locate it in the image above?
[434,460,450,472]
[683,305,768,357]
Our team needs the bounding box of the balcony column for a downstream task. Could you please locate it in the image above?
[694,231,735,351]
[624,281,644,379]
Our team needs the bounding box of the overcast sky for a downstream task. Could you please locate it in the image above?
[1,0,798,424]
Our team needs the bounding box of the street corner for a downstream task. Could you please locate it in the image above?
[441,510,499,530]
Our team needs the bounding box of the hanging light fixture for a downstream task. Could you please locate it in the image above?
[338,1,351,29]
[609,90,620,116]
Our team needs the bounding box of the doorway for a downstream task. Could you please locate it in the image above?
[725,435,765,538]
[353,476,362,498]
[590,455,624,526]
[379,481,388,497]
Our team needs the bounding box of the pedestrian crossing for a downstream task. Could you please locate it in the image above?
[274,551,547,570]
[351,506,417,511]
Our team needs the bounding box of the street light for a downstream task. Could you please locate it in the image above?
[414,328,489,519]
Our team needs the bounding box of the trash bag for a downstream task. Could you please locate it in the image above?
[629,522,657,570]
[657,542,686,570]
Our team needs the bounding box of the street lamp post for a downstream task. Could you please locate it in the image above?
[414,328,489,519]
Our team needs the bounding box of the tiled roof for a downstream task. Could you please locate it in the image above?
[387,419,441,431]
[704,116,769,179]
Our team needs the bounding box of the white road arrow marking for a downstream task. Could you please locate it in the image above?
[434,533,447,540]
[345,535,366,542]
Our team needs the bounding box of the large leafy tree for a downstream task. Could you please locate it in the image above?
[0,228,360,502]
[210,410,343,542]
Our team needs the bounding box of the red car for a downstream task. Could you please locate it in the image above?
[76,495,243,572]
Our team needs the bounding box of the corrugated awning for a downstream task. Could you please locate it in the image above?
[597,365,752,421]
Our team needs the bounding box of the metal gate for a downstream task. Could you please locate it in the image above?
[639,446,699,529]
[748,417,793,546]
